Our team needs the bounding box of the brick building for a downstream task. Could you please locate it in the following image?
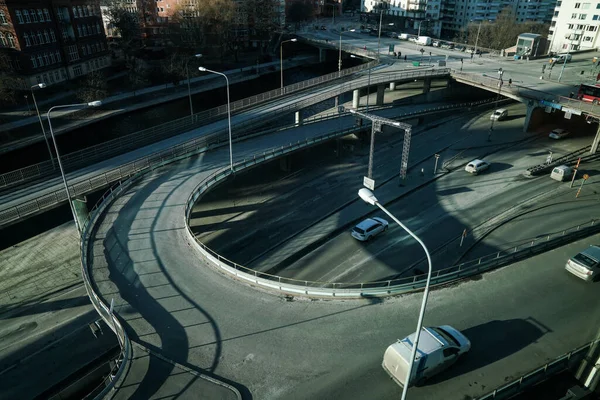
[0,0,111,88]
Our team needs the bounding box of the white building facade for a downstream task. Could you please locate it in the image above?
[548,0,600,53]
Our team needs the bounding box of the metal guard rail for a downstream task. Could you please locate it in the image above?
[478,338,600,400]
[0,60,375,191]
[0,68,451,227]
[526,145,592,176]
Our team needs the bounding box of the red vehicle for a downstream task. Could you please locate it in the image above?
[577,83,600,104]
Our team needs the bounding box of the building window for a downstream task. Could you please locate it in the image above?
[580,14,587,19]
[43,53,50,65]
[68,45,78,61]
[55,51,61,62]
[50,52,56,63]
[7,33,16,47]
[37,9,44,22]
[0,10,7,24]
[31,56,38,68]
[572,13,578,19]
[584,36,593,41]
[77,25,82,36]
[78,6,84,17]
[15,10,23,24]
[24,33,31,46]
[61,27,68,40]
[73,65,83,76]
[575,3,581,8]
[44,30,50,43]
[83,25,88,36]
[44,8,51,21]
[594,15,599,20]
[54,70,60,81]
[73,7,78,18]
[87,44,92,54]
[0,33,7,47]
[82,45,87,56]
[23,10,31,23]
[50,30,56,42]
[31,9,38,23]
[48,72,54,83]
[43,73,48,83]
[583,3,591,9]
[37,31,43,44]
[37,54,44,66]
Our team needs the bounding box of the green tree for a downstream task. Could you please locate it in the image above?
[104,0,142,59]
[77,71,108,102]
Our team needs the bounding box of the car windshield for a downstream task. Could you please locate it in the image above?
[494,111,502,115]
[353,227,365,235]
[431,327,461,347]
[574,253,597,268]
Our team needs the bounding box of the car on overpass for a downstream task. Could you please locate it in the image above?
[351,217,388,241]
[382,325,471,388]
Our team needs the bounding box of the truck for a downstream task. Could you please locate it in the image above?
[417,36,432,46]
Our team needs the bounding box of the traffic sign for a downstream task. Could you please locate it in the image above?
[363,176,375,190]
[583,174,589,180]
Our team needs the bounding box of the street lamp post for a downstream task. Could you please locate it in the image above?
[280,38,298,91]
[198,67,233,172]
[358,188,432,400]
[416,19,430,51]
[30,83,55,168]
[339,29,356,78]
[488,68,504,141]
[351,54,372,112]
[376,9,383,61]
[185,54,203,118]
[47,101,102,233]
[473,21,482,61]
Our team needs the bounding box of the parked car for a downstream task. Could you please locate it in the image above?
[432,40,441,47]
[387,31,398,38]
[351,217,388,241]
[565,245,600,282]
[382,326,471,388]
[490,108,508,121]
[465,159,490,175]
[550,165,573,182]
[441,42,454,49]
[551,54,572,63]
[549,128,570,139]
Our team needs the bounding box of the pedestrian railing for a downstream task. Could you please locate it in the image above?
[525,145,592,176]
[0,68,452,227]
[478,337,600,400]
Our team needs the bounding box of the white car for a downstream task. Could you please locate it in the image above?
[465,159,490,175]
[351,217,388,241]
[382,325,471,387]
[490,109,508,121]
[549,128,570,139]
[565,245,600,282]
[551,54,572,63]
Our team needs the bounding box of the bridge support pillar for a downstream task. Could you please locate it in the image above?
[524,102,536,133]
[352,89,360,108]
[389,82,396,91]
[591,124,600,154]
[279,156,292,172]
[335,96,339,109]
[72,197,88,232]
[319,48,326,63]
[376,84,385,106]
[423,78,431,94]
[295,111,302,126]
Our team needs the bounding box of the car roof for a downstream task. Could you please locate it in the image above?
[396,327,446,361]
[469,159,486,165]
[581,245,600,262]
[495,108,507,113]
[552,128,566,133]
[355,218,380,230]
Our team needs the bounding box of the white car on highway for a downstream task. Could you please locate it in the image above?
[382,325,471,388]
[549,128,570,140]
[352,217,388,241]
[565,245,600,282]
[465,159,490,175]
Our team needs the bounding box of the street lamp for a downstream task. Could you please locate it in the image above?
[416,19,430,51]
[472,20,482,61]
[185,53,203,118]
[488,68,504,141]
[47,101,102,233]
[280,38,297,91]
[339,29,356,77]
[30,83,55,168]
[198,67,233,172]
[351,54,372,112]
[358,187,432,400]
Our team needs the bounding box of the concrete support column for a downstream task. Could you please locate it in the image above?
[72,197,88,231]
[423,78,432,94]
[279,156,292,172]
[389,82,396,91]
[591,123,600,154]
[523,102,536,133]
[295,111,302,126]
[376,84,385,106]
[335,96,339,109]
[352,89,360,108]
[319,48,326,63]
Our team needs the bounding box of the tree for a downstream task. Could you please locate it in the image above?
[0,52,23,106]
[287,0,313,25]
[77,71,108,102]
[241,0,281,53]
[127,58,149,95]
[160,53,186,86]
[104,0,142,59]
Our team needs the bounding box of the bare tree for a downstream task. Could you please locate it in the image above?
[241,0,281,54]
[77,71,108,102]
[0,53,23,106]
[127,58,149,95]
[160,53,186,86]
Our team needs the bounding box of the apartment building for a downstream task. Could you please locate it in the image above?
[548,1,600,53]
[0,0,110,87]
[361,0,556,39]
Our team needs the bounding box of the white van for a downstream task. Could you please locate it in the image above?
[382,326,471,388]
[550,165,573,182]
